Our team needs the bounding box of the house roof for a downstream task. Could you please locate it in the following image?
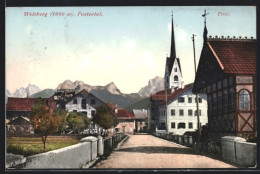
[151,89,172,101]
[207,39,256,75]
[160,83,193,105]
[133,109,147,120]
[6,98,48,111]
[65,89,107,105]
[8,116,32,125]
[151,83,193,106]
[116,108,135,120]
[107,103,117,110]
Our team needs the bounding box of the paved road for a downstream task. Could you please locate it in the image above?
[93,134,235,168]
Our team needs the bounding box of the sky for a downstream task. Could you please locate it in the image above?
[6,6,256,94]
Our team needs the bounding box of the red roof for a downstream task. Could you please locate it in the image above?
[151,89,172,101]
[151,84,193,106]
[107,103,117,110]
[160,83,193,105]
[6,97,54,111]
[208,40,256,75]
[116,108,135,119]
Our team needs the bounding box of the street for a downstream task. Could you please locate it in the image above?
[93,134,235,168]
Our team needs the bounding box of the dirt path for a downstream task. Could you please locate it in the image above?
[93,134,235,168]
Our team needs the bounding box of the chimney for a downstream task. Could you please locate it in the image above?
[115,104,118,113]
[171,87,175,93]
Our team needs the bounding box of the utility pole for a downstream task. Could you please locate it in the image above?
[165,76,168,133]
[191,34,201,147]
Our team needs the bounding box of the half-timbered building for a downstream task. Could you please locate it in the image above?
[193,21,257,141]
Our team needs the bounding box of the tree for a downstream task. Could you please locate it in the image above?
[30,100,66,152]
[66,112,91,134]
[92,105,118,134]
[55,108,68,134]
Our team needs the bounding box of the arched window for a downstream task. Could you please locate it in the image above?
[239,90,250,110]
[174,75,178,81]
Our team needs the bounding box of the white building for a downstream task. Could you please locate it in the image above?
[158,84,208,135]
[65,89,106,118]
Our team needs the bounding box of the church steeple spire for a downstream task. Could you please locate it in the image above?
[170,11,176,58]
[202,9,209,43]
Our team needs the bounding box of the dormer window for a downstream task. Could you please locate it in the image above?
[174,75,178,81]
[73,99,77,104]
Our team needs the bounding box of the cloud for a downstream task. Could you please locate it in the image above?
[176,28,187,41]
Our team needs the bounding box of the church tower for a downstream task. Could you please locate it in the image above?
[164,13,184,91]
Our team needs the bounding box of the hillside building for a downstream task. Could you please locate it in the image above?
[65,89,106,118]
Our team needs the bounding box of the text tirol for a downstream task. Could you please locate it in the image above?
[77,12,103,16]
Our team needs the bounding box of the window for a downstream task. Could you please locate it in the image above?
[178,123,185,129]
[189,122,193,129]
[188,109,193,116]
[91,99,96,105]
[174,75,178,81]
[223,90,228,112]
[230,90,235,111]
[159,122,166,130]
[213,93,217,112]
[82,99,86,109]
[178,97,185,103]
[195,97,202,103]
[91,110,96,117]
[174,67,177,72]
[179,109,184,116]
[171,109,175,116]
[195,110,201,116]
[239,90,250,110]
[82,111,87,115]
[73,99,77,104]
[188,97,192,103]
[171,122,175,129]
[73,110,77,112]
[218,92,222,113]
[208,95,212,112]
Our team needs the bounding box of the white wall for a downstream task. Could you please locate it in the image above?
[169,59,183,89]
[159,87,208,135]
[66,96,96,118]
[23,142,92,169]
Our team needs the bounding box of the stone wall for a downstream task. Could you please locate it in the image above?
[10,133,124,169]
[221,136,256,167]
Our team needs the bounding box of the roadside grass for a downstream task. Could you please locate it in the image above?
[7,136,79,157]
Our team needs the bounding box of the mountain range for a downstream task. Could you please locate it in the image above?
[6,76,164,109]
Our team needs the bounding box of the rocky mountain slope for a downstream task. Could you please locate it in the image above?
[8,84,41,98]
[138,76,164,97]
[56,80,122,95]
